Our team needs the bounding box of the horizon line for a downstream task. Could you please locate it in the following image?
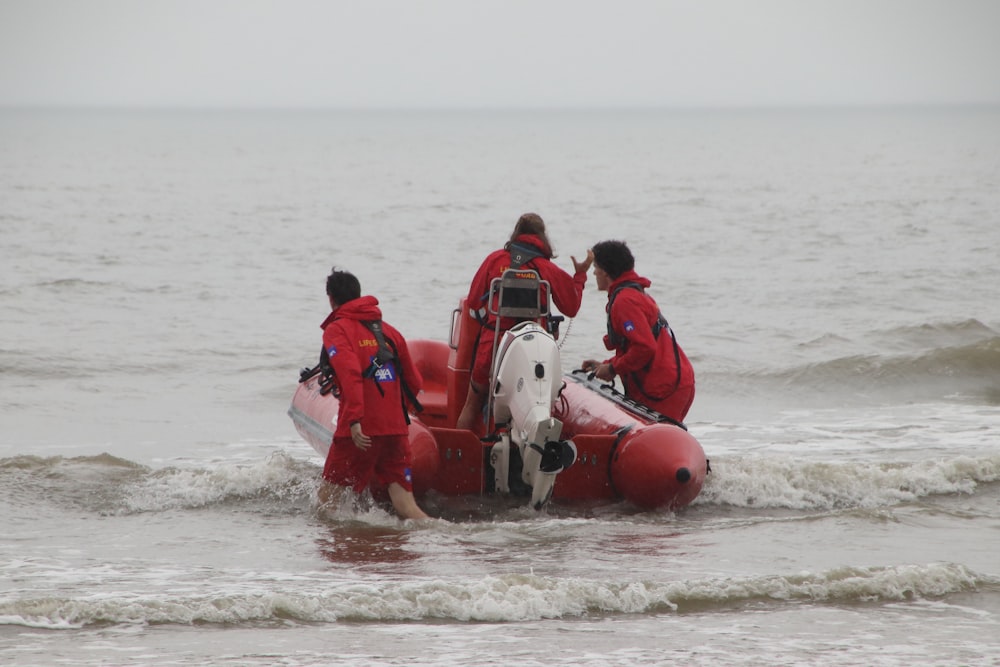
[2,101,999,113]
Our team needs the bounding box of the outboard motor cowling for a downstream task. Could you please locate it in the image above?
[490,321,575,509]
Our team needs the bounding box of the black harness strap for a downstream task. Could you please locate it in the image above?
[362,320,396,371]
[361,320,423,423]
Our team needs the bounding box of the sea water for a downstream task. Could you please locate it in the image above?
[1,107,999,666]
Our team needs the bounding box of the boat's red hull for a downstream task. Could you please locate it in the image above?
[289,331,707,510]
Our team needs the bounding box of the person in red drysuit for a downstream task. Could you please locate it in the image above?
[582,240,695,423]
[455,213,592,433]
[318,268,429,520]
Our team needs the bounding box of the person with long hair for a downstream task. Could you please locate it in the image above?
[456,213,592,433]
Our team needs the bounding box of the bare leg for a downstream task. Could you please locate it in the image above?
[387,483,430,520]
[455,381,487,433]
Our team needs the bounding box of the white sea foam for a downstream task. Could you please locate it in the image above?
[0,562,988,629]
[696,452,1000,510]
[119,451,318,513]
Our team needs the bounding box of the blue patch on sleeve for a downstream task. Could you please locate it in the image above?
[623,321,635,333]
[326,345,337,357]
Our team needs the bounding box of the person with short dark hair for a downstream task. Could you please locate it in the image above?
[318,267,429,520]
[456,213,592,432]
[582,240,695,422]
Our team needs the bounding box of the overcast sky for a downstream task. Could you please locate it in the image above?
[1,0,998,109]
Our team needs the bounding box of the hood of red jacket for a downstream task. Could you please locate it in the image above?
[511,234,551,258]
[320,295,383,329]
[607,270,651,295]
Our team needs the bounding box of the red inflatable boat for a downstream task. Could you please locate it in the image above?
[289,297,708,511]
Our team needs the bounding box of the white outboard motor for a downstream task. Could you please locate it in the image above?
[486,270,577,510]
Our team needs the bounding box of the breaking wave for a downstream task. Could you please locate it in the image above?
[0,451,319,515]
[696,453,1000,510]
[3,448,999,517]
[0,562,992,628]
